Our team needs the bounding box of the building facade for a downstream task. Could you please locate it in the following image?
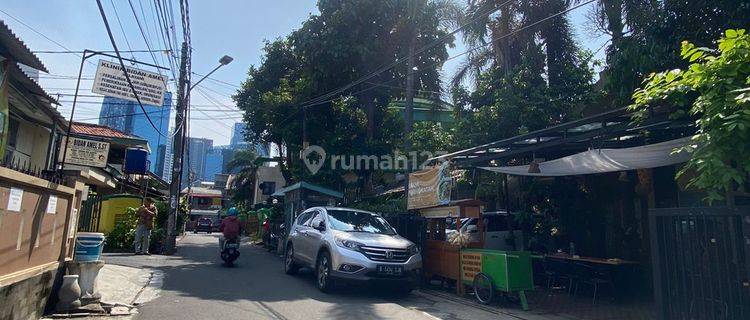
[99,91,173,178]
[183,137,213,186]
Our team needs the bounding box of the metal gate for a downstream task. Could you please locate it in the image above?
[78,194,102,232]
[649,207,750,320]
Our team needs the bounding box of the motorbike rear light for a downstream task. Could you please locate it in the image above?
[338,264,363,273]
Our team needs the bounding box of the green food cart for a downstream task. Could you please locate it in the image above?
[461,249,534,310]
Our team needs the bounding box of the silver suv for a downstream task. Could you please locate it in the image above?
[283,207,422,293]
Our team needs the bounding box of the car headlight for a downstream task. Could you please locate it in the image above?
[335,237,364,251]
[409,244,420,256]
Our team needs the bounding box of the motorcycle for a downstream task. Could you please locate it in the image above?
[220,238,240,267]
[264,223,284,252]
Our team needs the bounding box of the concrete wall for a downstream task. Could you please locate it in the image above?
[0,263,60,320]
[0,167,83,320]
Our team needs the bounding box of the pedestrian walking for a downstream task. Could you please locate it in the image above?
[134,197,157,255]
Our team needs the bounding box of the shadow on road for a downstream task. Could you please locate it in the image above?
[106,234,436,320]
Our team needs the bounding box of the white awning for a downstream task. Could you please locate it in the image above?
[480,137,694,177]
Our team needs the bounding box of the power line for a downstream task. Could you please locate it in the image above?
[95,0,166,138]
[295,0,513,108]
[34,49,169,54]
[109,0,137,62]
[0,8,96,67]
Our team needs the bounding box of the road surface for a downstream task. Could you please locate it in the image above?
[106,233,517,320]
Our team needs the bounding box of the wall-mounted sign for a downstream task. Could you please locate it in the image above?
[407,161,452,210]
[92,60,166,106]
[461,251,483,282]
[46,195,58,214]
[59,136,110,168]
[7,187,23,212]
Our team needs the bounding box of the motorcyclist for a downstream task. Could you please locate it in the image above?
[219,207,242,249]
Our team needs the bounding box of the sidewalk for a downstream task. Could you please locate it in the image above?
[44,254,165,319]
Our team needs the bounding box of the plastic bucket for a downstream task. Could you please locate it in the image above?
[74,232,105,262]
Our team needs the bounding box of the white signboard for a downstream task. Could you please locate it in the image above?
[60,136,110,168]
[7,187,23,212]
[69,209,78,238]
[92,59,167,106]
[46,195,58,214]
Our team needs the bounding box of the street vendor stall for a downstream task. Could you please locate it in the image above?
[408,162,486,294]
[419,199,486,294]
[461,249,534,309]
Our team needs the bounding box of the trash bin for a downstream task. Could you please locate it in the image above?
[74,232,105,262]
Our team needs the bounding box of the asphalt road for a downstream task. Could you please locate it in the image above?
[115,233,510,320]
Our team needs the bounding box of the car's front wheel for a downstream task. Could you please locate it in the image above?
[284,244,299,275]
[316,251,334,293]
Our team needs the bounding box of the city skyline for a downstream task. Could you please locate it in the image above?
[99,92,172,178]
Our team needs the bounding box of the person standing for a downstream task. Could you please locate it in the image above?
[134,197,157,255]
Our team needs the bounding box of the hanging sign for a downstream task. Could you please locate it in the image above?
[59,136,110,168]
[407,161,452,210]
[92,59,166,106]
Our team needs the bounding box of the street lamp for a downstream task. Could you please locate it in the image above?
[164,53,234,255]
[190,55,233,91]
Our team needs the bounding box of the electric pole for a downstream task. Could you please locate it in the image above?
[164,42,189,255]
[403,2,419,191]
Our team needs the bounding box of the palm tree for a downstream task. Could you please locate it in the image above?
[226,149,264,206]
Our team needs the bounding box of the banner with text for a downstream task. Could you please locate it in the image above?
[407,161,452,210]
[92,60,166,106]
[59,136,110,168]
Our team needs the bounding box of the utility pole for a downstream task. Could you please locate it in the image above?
[164,42,189,255]
[403,2,419,191]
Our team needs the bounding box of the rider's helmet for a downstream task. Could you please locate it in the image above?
[227,207,238,216]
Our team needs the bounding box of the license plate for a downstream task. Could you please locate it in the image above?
[225,243,239,248]
[376,265,403,276]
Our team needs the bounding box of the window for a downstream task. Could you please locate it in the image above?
[486,215,511,232]
[327,210,395,235]
[295,211,314,226]
[260,182,276,195]
[308,210,324,228]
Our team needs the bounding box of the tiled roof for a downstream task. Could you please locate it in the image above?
[71,122,138,139]
[0,20,47,72]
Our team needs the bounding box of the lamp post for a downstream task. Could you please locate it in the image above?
[164,53,233,255]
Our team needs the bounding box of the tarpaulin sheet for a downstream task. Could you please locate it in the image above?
[479,137,693,176]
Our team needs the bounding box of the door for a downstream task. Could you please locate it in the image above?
[297,209,322,264]
[304,210,327,261]
[290,210,314,263]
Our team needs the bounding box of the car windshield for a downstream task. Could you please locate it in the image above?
[327,210,395,235]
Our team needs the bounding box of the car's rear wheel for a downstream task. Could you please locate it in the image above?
[284,244,299,275]
[316,251,334,293]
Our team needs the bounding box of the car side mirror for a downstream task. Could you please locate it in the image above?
[315,221,326,231]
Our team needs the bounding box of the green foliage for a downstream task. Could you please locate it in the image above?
[226,149,261,206]
[104,207,138,251]
[235,0,454,189]
[630,29,750,201]
[350,196,406,214]
[595,0,750,107]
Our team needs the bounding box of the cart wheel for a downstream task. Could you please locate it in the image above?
[473,273,494,304]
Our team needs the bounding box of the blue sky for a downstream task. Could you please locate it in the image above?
[1,0,606,146]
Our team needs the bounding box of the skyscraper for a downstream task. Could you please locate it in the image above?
[183,137,213,186]
[230,122,247,148]
[230,122,269,157]
[99,92,172,178]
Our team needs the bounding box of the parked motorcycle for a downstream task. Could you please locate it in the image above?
[220,238,240,267]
